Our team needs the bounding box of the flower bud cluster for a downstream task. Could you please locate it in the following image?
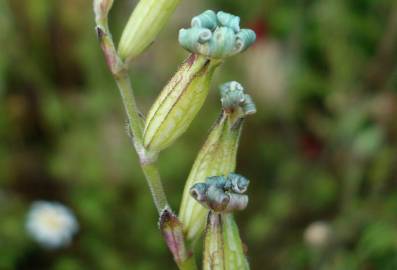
[179,10,256,58]
[219,81,256,115]
[190,173,249,213]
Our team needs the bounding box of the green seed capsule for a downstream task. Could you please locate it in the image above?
[203,213,249,270]
[222,214,250,270]
[143,54,222,153]
[203,212,224,270]
[118,0,181,62]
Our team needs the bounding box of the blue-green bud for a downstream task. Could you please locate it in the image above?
[220,81,245,110]
[179,10,256,58]
[191,10,217,30]
[220,81,256,116]
[217,11,240,33]
[225,173,250,194]
[235,29,257,52]
[189,174,250,213]
[241,94,256,115]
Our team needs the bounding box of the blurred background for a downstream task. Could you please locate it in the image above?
[1,0,397,269]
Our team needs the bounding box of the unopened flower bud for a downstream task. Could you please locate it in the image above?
[220,81,245,111]
[225,173,250,194]
[179,10,256,59]
[191,10,218,30]
[189,174,249,213]
[241,94,256,115]
[220,81,256,116]
[206,185,230,212]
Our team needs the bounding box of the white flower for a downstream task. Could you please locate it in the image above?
[304,221,332,249]
[26,201,79,249]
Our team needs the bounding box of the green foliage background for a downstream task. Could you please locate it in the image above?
[1,0,397,269]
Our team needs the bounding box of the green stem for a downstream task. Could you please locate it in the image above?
[95,12,168,214]
[141,162,169,212]
[114,73,169,213]
[114,73,144,145]
[94,4,195,269]
[114,60,195,270]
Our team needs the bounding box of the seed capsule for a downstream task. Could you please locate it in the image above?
[203,212,249,270]
[143,54,221,152]
[118,0,182,62]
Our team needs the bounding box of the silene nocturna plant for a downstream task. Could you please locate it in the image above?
[93,1,256,269]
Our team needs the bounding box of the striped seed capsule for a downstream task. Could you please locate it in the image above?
[143,54,222,152]
[203,213,249,270]
[118,0,182,63]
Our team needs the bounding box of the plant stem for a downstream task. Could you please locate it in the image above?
[95,12,168,214]
[112,55,195,270]
[141,162,168,212]
[94,4,196,269]
[113,61,169,213]
[114,73,144,145]
[114,70,197,270]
